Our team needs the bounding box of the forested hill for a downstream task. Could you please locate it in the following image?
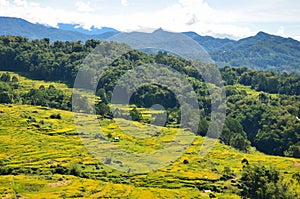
[0,36,299,159]
[183,31,300,73]
[1,17,300,73]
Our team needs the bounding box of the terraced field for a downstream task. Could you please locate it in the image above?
[0,72,299,198]
[0,104,299,198]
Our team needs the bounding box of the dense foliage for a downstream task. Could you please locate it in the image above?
[221,66,300,95]
[240,163,297,198]
[0,36,299,158]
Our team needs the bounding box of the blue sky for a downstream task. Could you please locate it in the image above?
[0,0,299,40]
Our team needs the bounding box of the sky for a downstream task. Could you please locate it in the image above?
[0,0,299,40]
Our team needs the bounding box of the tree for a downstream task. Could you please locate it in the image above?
[0,72,10,82]
[130,107,143,122]
[197,115,209,136]
[96,102,111,116]
[284,143,300,158]
[12,76,19,83]
[97,88,108,104]
[258,92,268,104]
[0,82,13,103]
[229,133,250,152]
[68,163,82,177]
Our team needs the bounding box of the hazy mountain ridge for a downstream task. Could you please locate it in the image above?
[1,16,300,73]
[58,23,119,35]
[183,31,300,73]
[0,17,118,41]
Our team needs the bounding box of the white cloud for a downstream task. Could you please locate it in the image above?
[0,0,9,7]
[13,0,27,7]
[0,0,299,40]
[75,1,92,12]
[121,0,128,7]
[0,0,94,27]
[104,0,253,39]
[276,26,285,37]
[294,36,300,41]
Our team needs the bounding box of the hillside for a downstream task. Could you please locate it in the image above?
[0,102,299,198]
[183,31,300,73]
[0,36,299,198]
[0,37,299,158]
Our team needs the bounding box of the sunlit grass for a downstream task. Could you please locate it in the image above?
[0,103,299,198]
[0,71,72,96]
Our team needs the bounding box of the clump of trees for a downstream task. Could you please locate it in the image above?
[0,72,19,103]
[221,66,300,95]
[0,74,70,110]
[25,85,70,110]
[239,163,297,198]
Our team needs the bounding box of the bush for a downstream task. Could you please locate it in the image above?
[50,113,61,119]
[68,163,82,177]
[0,72,10,82]
[130,107,142,122]
[12,76,19,82]
[53,165,68,175]
[284,143,300,158]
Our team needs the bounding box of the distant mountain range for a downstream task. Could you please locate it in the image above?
[58,23,119,35]
[0,17,119,41]
[183,31,300,73]
[1,16,300,73]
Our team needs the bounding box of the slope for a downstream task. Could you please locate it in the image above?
[0,103,299,198]
[0,73,299,198]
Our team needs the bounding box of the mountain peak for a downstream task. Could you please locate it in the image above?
[256,31,269,36]
[153,28,164,33]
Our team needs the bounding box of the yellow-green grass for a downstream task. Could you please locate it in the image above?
[110,104,168,124]
[235,83,279,98]
[0,71,72,96]
[0,103,299,198]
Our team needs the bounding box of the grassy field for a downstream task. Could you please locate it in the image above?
[0,73,299,198]
[0,104,299,198]
[234,83,279,98]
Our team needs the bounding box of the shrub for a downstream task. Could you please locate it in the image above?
[50,113,61,119]
[68,163,82,177]
[129,107,142,122]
